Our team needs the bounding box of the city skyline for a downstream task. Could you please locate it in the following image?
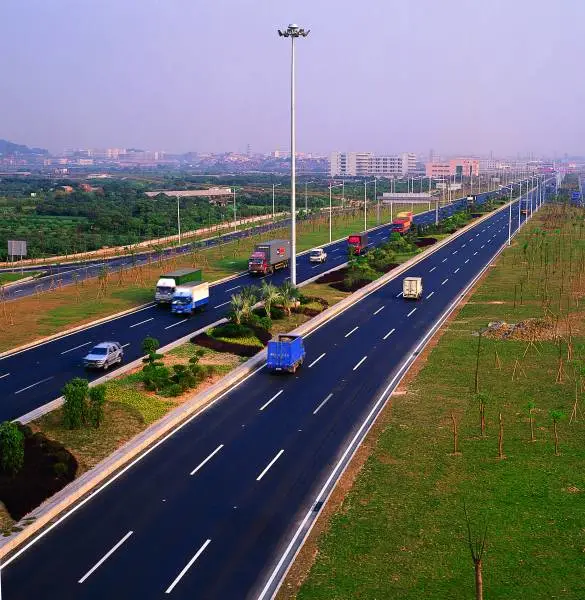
[2,0,585,155]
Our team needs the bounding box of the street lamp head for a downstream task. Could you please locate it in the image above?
[278,24,310,37]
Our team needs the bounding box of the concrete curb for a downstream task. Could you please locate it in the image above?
[0,196,519,561]
[0,276,35,291]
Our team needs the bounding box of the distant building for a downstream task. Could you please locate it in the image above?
[425,158,479,178]
[145,187,232,201]
[330,152,416,177]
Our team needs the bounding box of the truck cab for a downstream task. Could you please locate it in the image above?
[155,278,177,303]
[348,233,369,255]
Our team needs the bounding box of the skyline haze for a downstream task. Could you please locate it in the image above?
[2,0,584,156]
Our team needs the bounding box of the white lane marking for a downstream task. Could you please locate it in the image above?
[13,290,22,293]
[465,259,470,264]
[407,308,417,317]
[308,353,326,368]
[441,279,449,286]
[480,244,485,249]
[122,343,130,349]
[461,244,466,248]
[382,329,396,340]
[0,373,9,380]
[129,317,154,328]
[165,539,212,594]
[331,248,340,252]
[15,376,54,395]
[78,531,133,584]
[473,251,478,256]
[452,250,458,255]
[311,265,320,269]
[257,449,284,481]
[475,233,480,237]
[396,292,403,298]
[213,301,231,309]
[454,268,460,274]
[190,444,224,476]
[225,285,241,292]
[429,266,436,272]
[165,319,188,330]
[442,258,448,263]
[345,326,359,338]
[373,306,385,315]
[425,291,435,299]
[260,389,283,411]
[60,341,93,355]
[353,356,367,371]
[313,393,333,415]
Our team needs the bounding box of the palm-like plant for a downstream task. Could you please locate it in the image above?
[261,281,281,317]
[240,286,258,321]
[230,293,245,325]
[279,281,298,316]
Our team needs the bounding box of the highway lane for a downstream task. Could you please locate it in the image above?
[0,188,513,422]
[1,185,549,599]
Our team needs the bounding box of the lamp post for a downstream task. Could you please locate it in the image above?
[278,23,309,287]
[176,195,181,245]
[272,183,282,220]
[363,178,376,231]
[233,187,237,231]
[508,183,513,246]
[329,182,343,243]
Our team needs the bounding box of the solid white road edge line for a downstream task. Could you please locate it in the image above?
[190,445,224,476]
[78,531,133,584]
[313,393,333,415]
[164,539,211,594]
[257,210,532,600]
[260,390,283,412]
[256,450,284,482]
[308,353,326,368]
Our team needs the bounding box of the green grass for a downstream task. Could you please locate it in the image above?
[0,271,41,285]
[296,205,585,600]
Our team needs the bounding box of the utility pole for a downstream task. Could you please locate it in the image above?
[176,195,181,245]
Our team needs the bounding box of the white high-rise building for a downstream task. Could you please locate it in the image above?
[330,152,416,177]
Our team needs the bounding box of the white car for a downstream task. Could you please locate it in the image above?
[83,341,124,370]
[309,248,327,263]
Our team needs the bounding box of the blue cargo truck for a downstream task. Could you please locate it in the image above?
[266,334,306,374]
[171,281,210,315]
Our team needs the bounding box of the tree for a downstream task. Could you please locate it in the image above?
[62,377,89,429]
[230,293,245,325]
[261,282,281,318]
[474,392,489,437]
[527,401,536,442]
[240,286,258,321]
[464,501,487,600]
[279,281,299,316]
[0,422,24,475]
[142,337,163,366]
[549,409,565,456]
[497,413,505,459]
[88,385,106,428]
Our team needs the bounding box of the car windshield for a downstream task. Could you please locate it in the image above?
[311,250,321,256]
[90,347,108,356]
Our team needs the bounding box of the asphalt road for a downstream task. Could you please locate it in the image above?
[1,184,549,599]
[0,188,510,423]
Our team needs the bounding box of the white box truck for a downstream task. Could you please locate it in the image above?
[403,277,423,300]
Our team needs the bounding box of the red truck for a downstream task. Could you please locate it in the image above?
[248,239,291,275]
[390,217,411,234]
[348,232,369,255]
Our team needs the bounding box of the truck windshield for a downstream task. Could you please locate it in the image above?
[173,296,189,305]
[250,258,264,265]
[157,286,173,294]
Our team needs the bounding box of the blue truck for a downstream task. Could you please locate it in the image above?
[266,334,306,374]
[171,281,210,315]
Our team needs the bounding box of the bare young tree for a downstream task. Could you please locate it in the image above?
[464,501,488,600]
[549,409,565,456]
[527,401,536,442]
[498,412,505,459]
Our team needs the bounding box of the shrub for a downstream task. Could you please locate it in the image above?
[53,462,68,477]
[88,385,106,428]
[62,377,89,429]
[0,422,25,475]
[142,336,160,356]
[269,306,285,320]
[256,316,273,332]
[212,323,254,339]
[142,365,171,391]
[166,383,183,397]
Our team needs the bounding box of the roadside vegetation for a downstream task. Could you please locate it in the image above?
[0,272,41,286]
[287,201,585,600]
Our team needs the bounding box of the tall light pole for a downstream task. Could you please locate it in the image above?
[272,183,282,220]
[329,182,343,243]
[233,187,237,231]
[278,23,309,287]
[508,184,513,246]
[176,195,181,245]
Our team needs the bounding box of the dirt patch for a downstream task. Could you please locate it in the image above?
[314,268,346,285]
[483,318,558,341]
[414,237,437,248]
[0,425,77,521]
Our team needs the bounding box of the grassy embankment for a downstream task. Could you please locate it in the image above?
[289,203,585,600]
[0,272,42,285]
[0,205,424,353]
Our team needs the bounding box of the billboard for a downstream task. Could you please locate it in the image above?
[7,240,27,258]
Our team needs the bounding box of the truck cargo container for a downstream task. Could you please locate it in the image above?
[347,232,369,255]
[396,211,414,219]
[171,281,210,315]
[403,276,423,300]
[248,240,291,275]
[266,334,306,373]
[155,268,202,304]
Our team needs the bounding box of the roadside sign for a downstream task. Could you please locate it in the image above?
[7,240,27,258]
[571,191,581,201]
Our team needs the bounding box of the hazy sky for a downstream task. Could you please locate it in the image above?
[2,0,585,156]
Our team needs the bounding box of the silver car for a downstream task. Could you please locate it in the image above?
[83,341,124,370]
